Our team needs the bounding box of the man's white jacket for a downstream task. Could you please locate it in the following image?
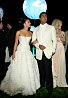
[32,23,57,60]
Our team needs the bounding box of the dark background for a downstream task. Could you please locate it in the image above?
[0,0,68,31]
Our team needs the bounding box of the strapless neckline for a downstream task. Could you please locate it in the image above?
[19,35,31,38]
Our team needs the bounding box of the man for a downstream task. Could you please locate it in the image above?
[0,20,6,83]
[32,12,57,96]
[6,21,16,57]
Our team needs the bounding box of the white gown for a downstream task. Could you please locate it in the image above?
[52,37,68,88]
[0,36,40,96]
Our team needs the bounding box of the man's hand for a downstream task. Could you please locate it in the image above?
[39,45,46,50]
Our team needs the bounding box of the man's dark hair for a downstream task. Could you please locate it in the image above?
[39,12,47,18]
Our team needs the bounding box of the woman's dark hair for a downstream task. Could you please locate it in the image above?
[18,18,29,30]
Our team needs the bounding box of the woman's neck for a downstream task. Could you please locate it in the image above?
[23,27,28,31]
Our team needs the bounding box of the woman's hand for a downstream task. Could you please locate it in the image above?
[31,40,38,45]
[12,53,15,60]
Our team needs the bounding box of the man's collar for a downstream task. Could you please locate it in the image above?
[39,23,47,28]
[40,23,47,26]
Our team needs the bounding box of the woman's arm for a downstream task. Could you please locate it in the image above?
[60,31,65,45]
[31,40,38,45]
[12,31,20,59]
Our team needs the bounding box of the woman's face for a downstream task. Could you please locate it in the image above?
[25,19,31,27]
[56,22,62,30]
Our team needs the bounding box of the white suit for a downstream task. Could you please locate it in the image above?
[32,23,57,60]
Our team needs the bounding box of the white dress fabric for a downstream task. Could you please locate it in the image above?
[0,36,40,96]
[52,37,68,88]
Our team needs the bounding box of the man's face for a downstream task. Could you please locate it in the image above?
[7,24,12,30]
[40,14,47,24]
[0,22,3,30]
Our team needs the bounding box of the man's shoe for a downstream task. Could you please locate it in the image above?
[47,91,52,97]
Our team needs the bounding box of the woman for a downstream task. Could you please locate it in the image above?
[52,19,68,88]
[0,18,40,96]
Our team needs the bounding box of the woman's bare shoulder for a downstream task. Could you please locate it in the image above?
[16,30,22,36]
[16,29,24,35]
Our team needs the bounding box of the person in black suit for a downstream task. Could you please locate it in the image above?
[0,20,6,84]
[6,21,16,57]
